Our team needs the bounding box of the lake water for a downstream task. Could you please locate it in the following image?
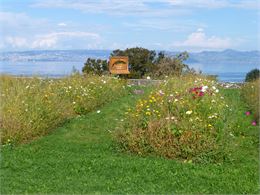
[0,61,246,82]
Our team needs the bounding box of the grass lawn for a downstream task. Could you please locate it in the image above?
[0,88,259,194]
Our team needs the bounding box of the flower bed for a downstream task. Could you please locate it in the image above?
[0,74,127,144]
[116,76,233,163]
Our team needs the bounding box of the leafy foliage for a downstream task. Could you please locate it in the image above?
[152,52,196,78]
[82,58,108,75]
[110,47,193,79]
[245,68,260,82]
[111,47,157,78]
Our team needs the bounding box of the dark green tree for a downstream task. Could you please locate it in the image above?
[111,47,156,78]
[245,68,260,82]
[82,58,108,75]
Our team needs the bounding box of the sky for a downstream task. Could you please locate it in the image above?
[0,0,259,52]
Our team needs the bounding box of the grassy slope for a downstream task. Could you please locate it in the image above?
[0,88,259,194]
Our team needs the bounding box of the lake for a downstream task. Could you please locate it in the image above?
[0,61,246,82]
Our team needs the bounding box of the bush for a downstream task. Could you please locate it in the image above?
[152,52,196,78]
[245,69,260,82]
[241,79,259,122]
[110,47,192,79]
[0,74,127,144]
[82,58,108,75]
[111,47,156,78]
[116,76,233,163]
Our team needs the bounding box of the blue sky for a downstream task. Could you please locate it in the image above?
[0,0,259,52]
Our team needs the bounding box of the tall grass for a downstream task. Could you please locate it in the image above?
[241,79,259,122]
[116,75,235,163]
[0,74,127,144]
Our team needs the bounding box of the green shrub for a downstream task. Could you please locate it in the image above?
[82,58,108,75]
[0,74,127,144]
[116,76,233,163]
[245,69,260,82]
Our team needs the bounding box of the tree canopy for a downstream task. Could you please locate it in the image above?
[82,58,108,75]
[82,47,192,79]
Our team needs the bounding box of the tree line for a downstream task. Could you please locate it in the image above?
[82,47,197,79]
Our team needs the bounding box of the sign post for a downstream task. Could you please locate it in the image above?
[109,56,130,74]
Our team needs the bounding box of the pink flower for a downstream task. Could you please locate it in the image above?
[199,91,204,96]
[245,111,250,116]
[252,121,257,126]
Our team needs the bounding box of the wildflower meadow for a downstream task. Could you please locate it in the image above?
[0,74,258,194]
[116,76,236,163]
[0,74,127,144]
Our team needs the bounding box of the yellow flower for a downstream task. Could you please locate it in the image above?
[145,112,151,116]
[208,124,212,127]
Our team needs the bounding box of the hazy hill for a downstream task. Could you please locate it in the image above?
[1,49,259,73]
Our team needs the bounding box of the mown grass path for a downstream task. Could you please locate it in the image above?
[1,89,259,194]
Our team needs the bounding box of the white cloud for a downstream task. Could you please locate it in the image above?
[58,22,67,27]
[32,31,100,49]
[173,28,233,50]
[0,11,102,50]
[0,11,48,32]
[123,19,206,32]
[167,0,259,9]
[2,31,100,49]
[31,0,260,15]
[4,36,28,48]
[31,0,190,17]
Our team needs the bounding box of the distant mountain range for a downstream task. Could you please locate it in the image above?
[1,49,259,73]
[168,49,260,72]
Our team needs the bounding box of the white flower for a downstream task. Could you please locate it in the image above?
[97,110,101,113]
[159,90,164,95]
[146,76,151,80]
[73,101,76,104]
[68,86,72,89]
[211,99,216,103]
[201,86,208,92]
[215,89,219,93]
[186,110,193,115]
[212,86,216,90]
[26,85,30,89]
[103,80,107,84]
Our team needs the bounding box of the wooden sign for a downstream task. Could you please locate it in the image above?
[109,56,130,74]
